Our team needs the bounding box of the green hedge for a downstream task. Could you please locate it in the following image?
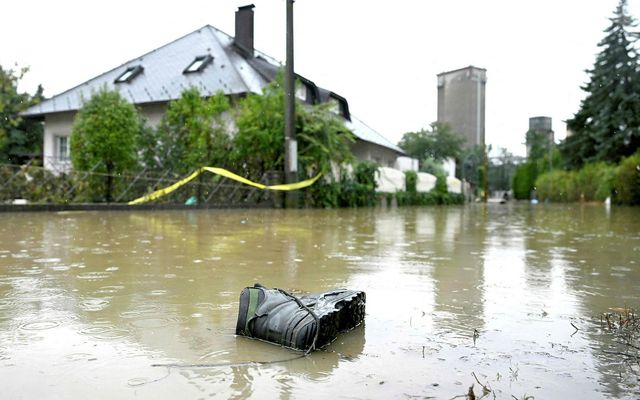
[391,171,464,206]
[304,160,378,208]
[535,170,577,202]
[614,151,640,205]
[535,156,640,205]
[512,162,538,200]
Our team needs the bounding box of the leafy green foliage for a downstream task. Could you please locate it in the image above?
[399,122,465,164]
[233,80,286,179]
[70,88,142,202]
[534,162,617,202]
[526,129,553,161]
[152,88,230,175]
[512,162,538,200]
[234,76,356,187]
[535,170,578,202]
[614,150,640,204]
[395,175,463,206]
[305,160,378,208]
[405,170,417,193]
[576,162,616,201]
[297,102,355,177]
[420,157,446,176]
[0,65,43,164]
[395,169,463,206]
[562,0,640,167]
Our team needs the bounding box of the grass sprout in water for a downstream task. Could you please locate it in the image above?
[599,307,640,376]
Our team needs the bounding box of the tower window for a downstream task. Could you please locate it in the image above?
[184,55,213,74]
[114,65,143,84]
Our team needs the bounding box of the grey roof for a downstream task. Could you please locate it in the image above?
[22,25,277,116]
[346,115,404,154]
[22,23,403,155]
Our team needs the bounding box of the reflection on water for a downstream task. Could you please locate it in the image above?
[0,205,639,399]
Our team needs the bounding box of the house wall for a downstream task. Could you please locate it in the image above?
[43,111,75,173]
[350,140,398,168]
[139,103,167,127]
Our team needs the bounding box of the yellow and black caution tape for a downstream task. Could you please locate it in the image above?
[128,167,322,205]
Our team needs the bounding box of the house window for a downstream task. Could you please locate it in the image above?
[184,55,213,74]
[56,136,70,162]
[295,85,307,102]
[114,65,143,84]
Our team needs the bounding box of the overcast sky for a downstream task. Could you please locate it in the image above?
[2,0,635,156]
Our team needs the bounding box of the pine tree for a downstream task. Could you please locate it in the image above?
[563,0,640,167]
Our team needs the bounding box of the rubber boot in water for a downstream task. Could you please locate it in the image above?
[235,284,366,352]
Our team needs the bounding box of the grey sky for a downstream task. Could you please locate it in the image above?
[2,0,632,156]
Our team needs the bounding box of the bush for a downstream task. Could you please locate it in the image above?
[304,160,378,208]
[535,161,618,203]
[576,162,616,201]
[405,170,417,193]
[614,151,640,205]
[512,162,538,200]
[535,170,577,202]
[0,165,26,201]
[394,170,463,206]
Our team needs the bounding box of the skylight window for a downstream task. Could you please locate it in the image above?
[114,65,143,84]
[184,55,213,74]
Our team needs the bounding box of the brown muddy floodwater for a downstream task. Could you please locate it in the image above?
[0,204,639,399]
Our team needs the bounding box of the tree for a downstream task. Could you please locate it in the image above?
[420,157,446,176]
[296,102,355,178]
[562,0,640,167]
[70,88,141,202]
[0,65,44,164]
[233,80,286,179]
[150,88,230,175]
[398,122,465,165]
[526,129,552,161]
[233,77,355,181]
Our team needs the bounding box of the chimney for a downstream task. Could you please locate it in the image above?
[235,4,255,57]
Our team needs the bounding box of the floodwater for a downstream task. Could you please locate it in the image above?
[0,204,639,399]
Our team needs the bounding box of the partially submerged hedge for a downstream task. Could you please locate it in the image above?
[534,150,640,205]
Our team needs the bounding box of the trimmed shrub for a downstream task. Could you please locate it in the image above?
[614,151,640,205]
[575,162,616,201]
[512,162,538,200]
[535,170,577,202]
[405,170,417,193]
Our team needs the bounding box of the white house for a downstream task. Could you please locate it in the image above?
[22,5,405,174]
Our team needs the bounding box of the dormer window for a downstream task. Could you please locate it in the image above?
[295,84,307,102]
[184,55,213,74]
[114,65,143,84]
[328,93,350,121]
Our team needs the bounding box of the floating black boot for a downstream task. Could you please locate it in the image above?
[236,284,366,352]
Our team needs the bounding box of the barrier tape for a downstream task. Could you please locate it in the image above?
[128,167,322,205]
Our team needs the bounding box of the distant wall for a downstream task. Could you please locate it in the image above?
[350,140,399,168]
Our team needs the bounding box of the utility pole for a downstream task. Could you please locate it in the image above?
[284,0,298,208]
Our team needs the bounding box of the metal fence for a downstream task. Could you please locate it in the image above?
[0,161,280,208]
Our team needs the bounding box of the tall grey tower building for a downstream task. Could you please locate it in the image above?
[437,66,487,147]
